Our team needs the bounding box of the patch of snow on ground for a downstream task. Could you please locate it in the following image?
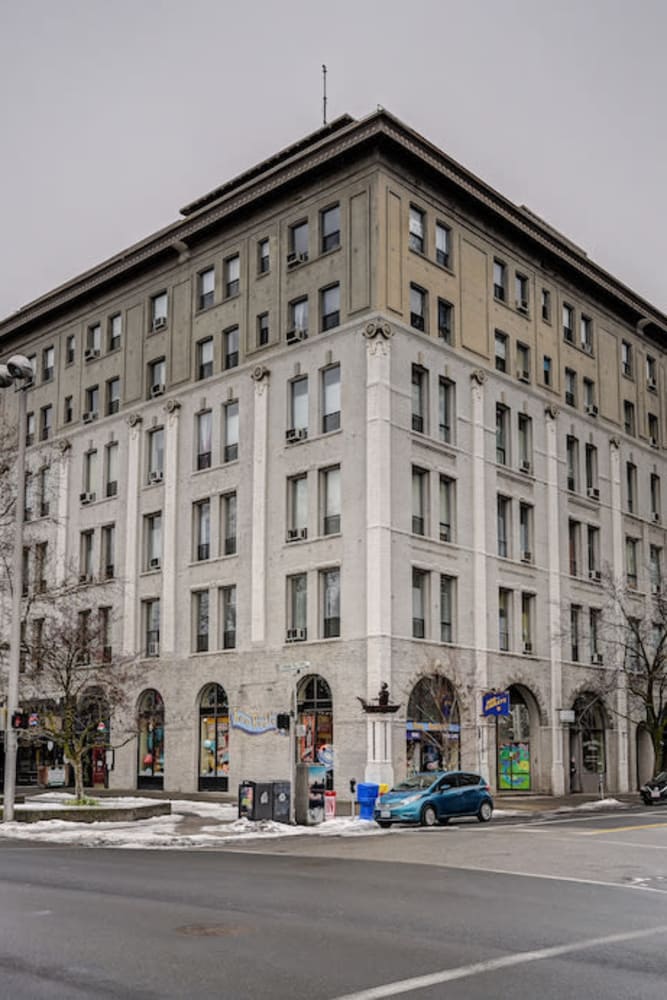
[555,797,627,814]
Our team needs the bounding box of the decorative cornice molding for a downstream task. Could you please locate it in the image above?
[362,320,393,340]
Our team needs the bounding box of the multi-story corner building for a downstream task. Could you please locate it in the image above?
[1,109,665,799]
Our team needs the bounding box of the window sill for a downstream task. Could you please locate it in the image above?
[319,244,342,261]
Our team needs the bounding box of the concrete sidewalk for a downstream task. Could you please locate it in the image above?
[495,791,640,817]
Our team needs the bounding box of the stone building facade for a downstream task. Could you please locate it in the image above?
[1,109,665,799]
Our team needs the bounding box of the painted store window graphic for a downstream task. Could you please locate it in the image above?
[406,674,461,773]
[137,689,164,790]
[497,687,531,791]
[198,683,229,792]
[297,674,333,790]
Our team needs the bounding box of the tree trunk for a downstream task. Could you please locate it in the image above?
[73,756,84,802]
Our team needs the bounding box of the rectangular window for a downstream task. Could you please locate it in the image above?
[412,568,427,638]
[410,284,427,332]
[587,526,600,578]
[197,338,214,380]
[569,519,580,576]
[289,221,309,260]
[145,599,160,656]
[585,444,598,496]
[543,355,552,387]
[151,293,168,330]
[38,466,50,517]
[194,499,211,561]
[86,323,102,355]
[22,546,30,595]
[411,365,427,434]
[496,404,509,465]
[626,462,637,514]
[64,396,73,424]
[198,268,215,310]
[495,331,508,372]
[648,413,659,448]
[108,314,122,351]
[193,590,209,652]
[83,449,97,496]
[515,274,529,312]
[516,343,530,381]
[412,467,427,536]
[25,412,35,447]
[566,435,579,491]
[583,378,595,411]
[148,428,164,481]
[258,238,270,274]
[321,284,340,331]
[287,475,308,540]
[440,575,455,643]
[409,206,425,253]
[565,368,576,407]
[563,304,574,342]
[224,326,239,370]
[322,465,341,535]
[288,574,307,637]
[289,376,308,437]
[493,260,506,301]
[521,593,534,652]
[101,524,115,579]
[650,474,661,521]
[626,537,638,589]
[85,385,99,420]
[197,410,212,470]
[580,315,593,352]
[80,530,94,580]
[497,495,510,558]
[439,475,454,543]
[145,512,162,570]
[224,401,239,462]
[498,588,511,651]
[42,346,55,383]
[621,340,633,377]
[590,609,601,662]
[40,405,52,441]
[223,491,237,556]
[435,222,450,268]
[224,255,240,298]
[257,312,269,347]
[647,355,657,391]
[650,545,662,592]
[438,377,455,443]
[519,503,533,562]
[570,605,580,662]
[321,205,340,252]
[288,297,309,337]
[148,358,166,397]
[321,567,340,638]
[66,334,76,365]
[624,401,636,436]
[35,541,48,593]
[322,365,341,434]
[518,413,532,472]
[437,299,453,342]
[105,442,119,498]
[106,377,120,416]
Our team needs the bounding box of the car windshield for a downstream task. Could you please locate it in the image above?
[392,775,437,791]
[653,772,667,783]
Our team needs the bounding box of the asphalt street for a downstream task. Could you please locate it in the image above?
[0,810,665,999]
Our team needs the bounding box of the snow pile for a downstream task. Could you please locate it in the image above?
[555,797,628,814]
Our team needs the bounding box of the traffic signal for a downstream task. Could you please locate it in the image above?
[11,711,26,730]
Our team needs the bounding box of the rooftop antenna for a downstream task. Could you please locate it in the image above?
[322,64,327,125]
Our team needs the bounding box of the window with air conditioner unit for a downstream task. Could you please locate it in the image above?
[287,474,308,542]
[148,358,166,398]
[321,465,341,536]
[222,491,237,556]
[288,221,309,263]
[220,585,236,649]
[144,599,160,656]
[409,206,425,254]
[223,400,239,463]
[148,428,164,483]
[515,273,529,313]
[320,205,340,253]
[411,365,427,434]
[435,222,451,268]
[287,574,307,641]
[150,292,168,331]
[86,323,102,358]
[194,499,211,561]
[439,475,454,543]
[287,297,308,342]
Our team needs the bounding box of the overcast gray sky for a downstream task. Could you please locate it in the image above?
[1,0,665,319]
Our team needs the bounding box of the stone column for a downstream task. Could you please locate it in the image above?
[161,400,181,656]
[122,415,142,656]
[250,365,270,644]
[544,404,565,794]
[54,439,71,586]
[470,370,489,779]
[364,322,394,787]
[609,437,629,792]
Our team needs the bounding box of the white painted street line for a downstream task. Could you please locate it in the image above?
[438,864,667,894]
[330,923,667,1000]
[580,820,667,835]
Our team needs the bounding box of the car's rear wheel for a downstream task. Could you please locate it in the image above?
[377,821,391,829]
[477,800,493,823]
[421,804,438,827]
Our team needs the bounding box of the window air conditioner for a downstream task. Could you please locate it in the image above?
[285,427,308,443]
[585,404,598,417]
[150,383,165,398]
[652,512,661,523]
[286,627,307,642]
[516,299,529,313]
[79,491,95,505]
[148,470,164,484]
[516,369,530,382]
[84,348,100,361]
[520,459,532,474]
[591,653,603,665]
[651,583,662,595]
[589,569,601,582]
[523,641,533,654]
[79,573,93,584]
[286,328,308,345]
[647,377,657,391]
[286,529,300,542]
[650,436,659,449]
[152,316,167,332]
[587,486,600,500]
[149,557,161,570]
[521,551,532,563]
[82,411,98,424]
[582,342,593,355]
[147,641,160,656]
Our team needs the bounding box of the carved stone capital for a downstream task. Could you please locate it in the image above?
[165,399,181,414]
[127,414,143,428]
[470,369,487,386]
[545,404,559,420]
[251,364,270,383]
[609,436,621,449]
[363,320,393,341]
[55,437,71,454]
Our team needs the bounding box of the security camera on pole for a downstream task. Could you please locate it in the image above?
[1,355,34,822]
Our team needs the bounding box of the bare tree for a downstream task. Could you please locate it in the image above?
[405,667,469,773]
[18,582,135,801]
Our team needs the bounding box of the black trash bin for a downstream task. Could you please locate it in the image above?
[272,781,291,823]
[238,781,273,820]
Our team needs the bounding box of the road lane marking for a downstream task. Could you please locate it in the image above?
[569,838,667,850]
[439,864,667,894]
[579,821,667,834]
[330,923,667,1000]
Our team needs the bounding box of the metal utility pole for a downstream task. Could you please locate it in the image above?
[322,64,327,126]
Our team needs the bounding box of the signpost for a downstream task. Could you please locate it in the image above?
[277,661,310,823]
[482,690,510,717]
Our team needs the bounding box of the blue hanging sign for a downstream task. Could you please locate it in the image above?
[230,708,277,734]
[482,691,510,717]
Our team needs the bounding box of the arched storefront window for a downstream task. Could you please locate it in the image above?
[137,689,164,790]
[198,684,229,791]
[497,686,532,791]
[406,675,460,773]
[570,693,606,793]
[297,675,333,790]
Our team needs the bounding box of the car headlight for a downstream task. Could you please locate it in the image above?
[397,793,422,806]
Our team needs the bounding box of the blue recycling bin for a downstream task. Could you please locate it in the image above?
[357,782,379,820]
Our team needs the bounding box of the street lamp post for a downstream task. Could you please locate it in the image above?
[1,355,34,823]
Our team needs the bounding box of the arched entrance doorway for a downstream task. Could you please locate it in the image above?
[497,686,534,791]
[570,693,606,793]
[137,689,164,790]
[296,675,333,790]
[198,683,229,791]
[406,675,461,773]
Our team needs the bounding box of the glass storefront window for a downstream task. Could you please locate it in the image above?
[137,689,164,789]
[198,684,229,790]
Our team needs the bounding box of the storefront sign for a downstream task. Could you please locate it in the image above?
[230,708,277,734]
[482,691,510,717]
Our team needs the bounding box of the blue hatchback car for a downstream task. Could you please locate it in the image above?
[374,771,493,828]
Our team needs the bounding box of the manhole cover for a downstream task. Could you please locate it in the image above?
[175,923,250,937]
